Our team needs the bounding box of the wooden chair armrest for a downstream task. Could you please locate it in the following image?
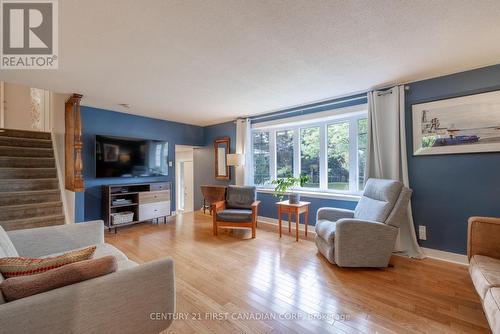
[251,201,261,216]
[211,200,226,213]
[468,216,500,261]
[251,201,260,223]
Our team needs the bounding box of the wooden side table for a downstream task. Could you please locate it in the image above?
[276,200,311,241]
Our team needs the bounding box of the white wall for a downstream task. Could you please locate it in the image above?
[175,148,195,212]
[2,83,51,131]
[50,92,75,223]
[4,83,32,130]
[175,149,194,162]
[0,82,4,127]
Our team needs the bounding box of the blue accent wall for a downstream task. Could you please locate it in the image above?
[251,64,500,254]
[193,121,236,210]
[78,106,204,222]
[257,192,357,224]
[405,64,500,254]
[75,192,85,223]
[76,64,500,255]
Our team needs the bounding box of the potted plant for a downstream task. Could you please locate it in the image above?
[272,174,309,204]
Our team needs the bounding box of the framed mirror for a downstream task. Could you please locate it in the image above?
[214,137,230,180]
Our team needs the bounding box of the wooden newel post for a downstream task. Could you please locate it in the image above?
[65,93,84,192]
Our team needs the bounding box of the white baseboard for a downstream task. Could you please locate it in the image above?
[421,247,468,265]
[258,216,316,237]
[258,216,468,266]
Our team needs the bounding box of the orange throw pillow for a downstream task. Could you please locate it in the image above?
[0,246,96,278]
[0,255,117,302]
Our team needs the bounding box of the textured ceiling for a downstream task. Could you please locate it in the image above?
[1,0,500,126]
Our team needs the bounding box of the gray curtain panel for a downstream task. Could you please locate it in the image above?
[365,86,424,259]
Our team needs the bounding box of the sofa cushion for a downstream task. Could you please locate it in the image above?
[43,243,133,271]
[117,259,139,270]
[354,179,402,222]
[315,219,337,242]
[0,273,5,305]
[217,209,252,222]
[93,244,129,263]
[226,186,256,209]
[0,226,18,258]
[0,221,12,304]
[469,255,500,300]
[483,287,500,334]
[0,255,117,302]
[0,246,96,278]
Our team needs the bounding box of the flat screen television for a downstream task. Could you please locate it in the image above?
[95,135,168,178]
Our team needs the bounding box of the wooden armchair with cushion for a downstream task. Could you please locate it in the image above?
[211,186,260,238]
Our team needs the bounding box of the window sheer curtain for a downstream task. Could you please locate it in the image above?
[366,86,424,259]
[235,118,252,186]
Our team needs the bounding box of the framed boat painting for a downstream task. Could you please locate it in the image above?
[412,90,500,156]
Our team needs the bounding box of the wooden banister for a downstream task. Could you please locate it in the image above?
[65,93,84,192]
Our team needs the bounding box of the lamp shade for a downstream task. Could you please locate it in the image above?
[226,153,244,166]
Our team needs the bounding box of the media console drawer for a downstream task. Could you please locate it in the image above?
[150,182,169,191]
[139,190,170,204]
[139,201,170,221]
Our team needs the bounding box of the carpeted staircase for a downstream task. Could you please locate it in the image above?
[0,129,65,231]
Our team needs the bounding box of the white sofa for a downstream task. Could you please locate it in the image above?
[0,220,175,334]
[468,216,500,334]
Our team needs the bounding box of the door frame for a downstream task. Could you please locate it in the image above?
[175,145,196,213]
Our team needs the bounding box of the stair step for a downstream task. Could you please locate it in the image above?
[0,146,54,158]
[0,167,57,179]
[0,128,51,140]
[0,136,52,148]
[0,178,59,192]
[0,201,63,221]
[0,214,65,231]
[0,189,61,206]
[0,157,55,168]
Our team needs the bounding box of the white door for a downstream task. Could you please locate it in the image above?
[182,161,194,212]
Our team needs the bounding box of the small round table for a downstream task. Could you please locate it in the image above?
[276,200,311,241]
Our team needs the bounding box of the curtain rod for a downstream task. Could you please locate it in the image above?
[376,85,411,96]
[247,84,411,122]
[250,94,367,121]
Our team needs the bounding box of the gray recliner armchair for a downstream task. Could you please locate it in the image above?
[315,178,412,267]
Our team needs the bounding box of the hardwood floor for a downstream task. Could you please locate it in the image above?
[105,212,490,334]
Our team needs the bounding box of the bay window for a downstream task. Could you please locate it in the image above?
[251,108,367,194]
[327,122,350,190]
[276,130,294,178]
[252,131,271,185]
[357,118,368,191]
[300,127,320,188]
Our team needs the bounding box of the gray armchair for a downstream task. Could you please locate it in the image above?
[212,185,260,238]
[315,178,412,267]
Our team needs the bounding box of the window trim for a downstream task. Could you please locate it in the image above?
[251,106,368,196]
